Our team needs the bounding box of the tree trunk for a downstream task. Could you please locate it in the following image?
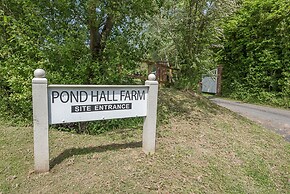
[87,5,114,82]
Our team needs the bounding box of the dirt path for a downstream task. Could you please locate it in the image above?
[211,98,290,142]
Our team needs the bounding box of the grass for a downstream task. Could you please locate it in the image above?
[1,88,289,193]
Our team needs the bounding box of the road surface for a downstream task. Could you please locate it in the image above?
[211,98,290,142]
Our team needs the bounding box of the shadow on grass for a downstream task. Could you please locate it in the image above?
[50,141,142,169]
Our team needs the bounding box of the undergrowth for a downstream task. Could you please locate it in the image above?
[53,87,210,134]
[0,87,211,134]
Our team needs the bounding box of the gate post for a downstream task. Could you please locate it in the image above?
[217,65,223,96]
[32,69,49,172]
[142,74,158,154]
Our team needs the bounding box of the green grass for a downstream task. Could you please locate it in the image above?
[1,88,289,193]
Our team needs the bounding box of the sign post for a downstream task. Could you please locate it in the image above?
[142,74,158,154]
[32,69,49,172]
[32,69,158,172]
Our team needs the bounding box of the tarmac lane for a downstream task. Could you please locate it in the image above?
[211,98,290,142]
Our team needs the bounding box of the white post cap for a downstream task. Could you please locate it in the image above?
[34,69,46,78]
[148,74,156,81]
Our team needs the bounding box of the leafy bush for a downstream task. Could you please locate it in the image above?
[220,0,290,107]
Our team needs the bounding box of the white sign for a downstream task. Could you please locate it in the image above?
[32,69,158,172]
[48,86,148,124]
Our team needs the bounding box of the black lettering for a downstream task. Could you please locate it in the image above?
[80,91,88,102]
[131,90,137,100]
[120,90,125,101]
[91,91,99,102]
[60,91,69,103]
[113,91,118,101]
[138,90,145,100]
[70,91,78,103]
[124,90,131,100]
[52,91,59,103]
[100,91,106,101]
[107,91,112,101]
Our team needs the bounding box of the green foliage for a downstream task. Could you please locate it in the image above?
[53,118,143,135]
[220,0,290,107]
[144,0,240,89]
[0,0,242,134]
[0,2,47,121]
[0,0,155,123]
[0,0,161,134]
[53,87,195,135]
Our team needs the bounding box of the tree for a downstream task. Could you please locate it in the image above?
[0,0,49,119]
[0,0,157,120]
[220,0,290,107]
[143,0,240,89]
[86,0,157,83]
[0,0,242,121]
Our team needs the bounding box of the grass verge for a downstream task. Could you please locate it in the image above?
[1,88,289,193]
